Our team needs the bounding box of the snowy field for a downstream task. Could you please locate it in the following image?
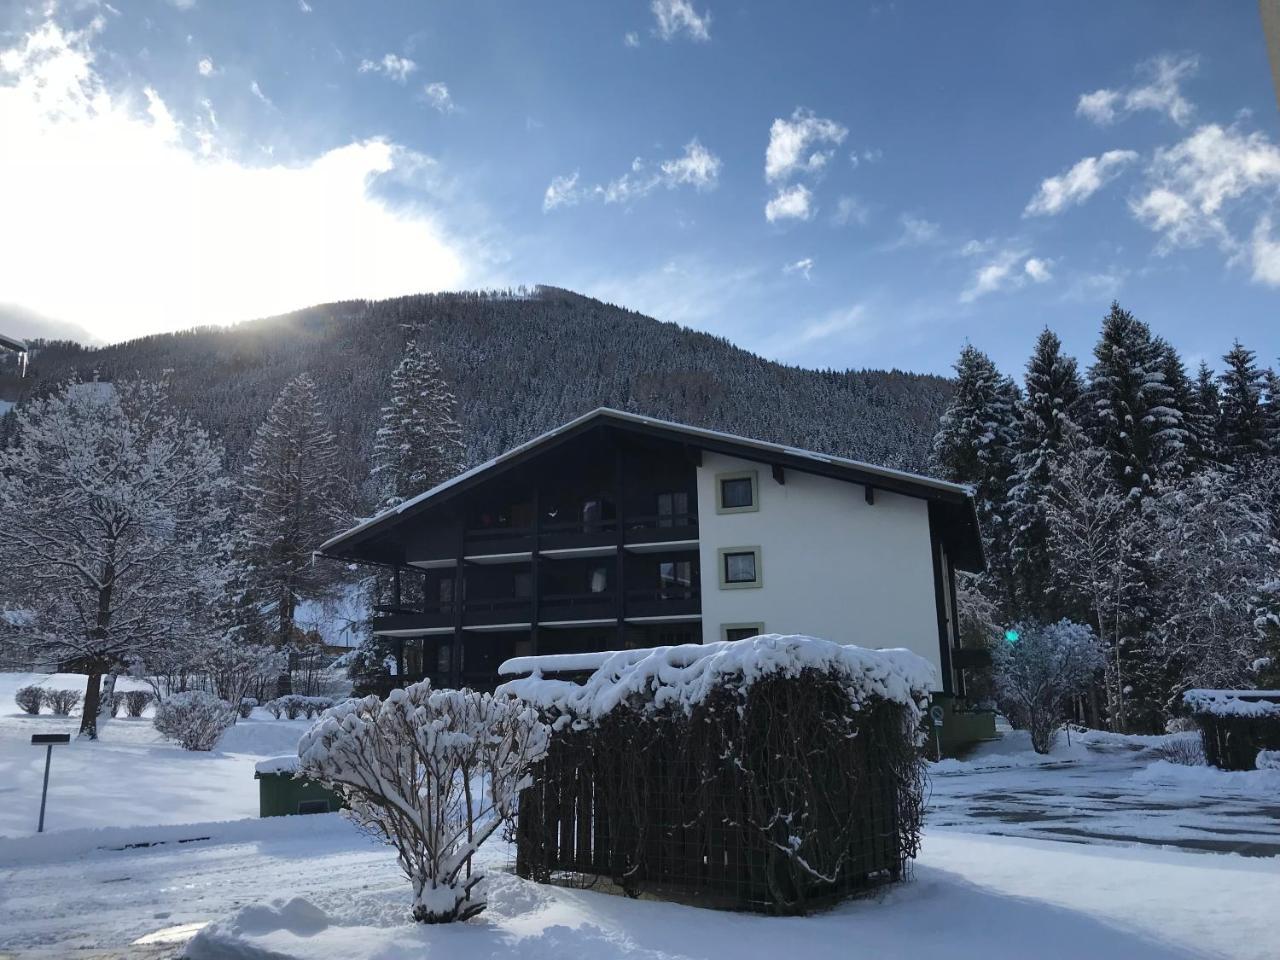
[1,672,1278,959]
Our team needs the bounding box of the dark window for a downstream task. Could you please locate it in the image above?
[725,626,759,643]
[514,571,533,598]
[657,491,689,527]
[720,477,754,510]
[589,565,610,593]
[723,551,757,584]
[297,799,330,815]
[438,578,454,605]
[437,643,452,674]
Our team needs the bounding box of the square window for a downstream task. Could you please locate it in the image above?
[720,477,754,509]
[724,626,759,643]
[724,551,756,583]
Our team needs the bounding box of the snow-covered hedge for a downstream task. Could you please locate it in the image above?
[1257,749,1280,771]
[122,690,153,717]
[1185,689,1280,770]
[154,691,234,751]
[496,634,934,729]
[237,697,258,720]
[297,682,549,924]
[14,685,43,715]
[1183,689,1280,718]
[264,695,334,720]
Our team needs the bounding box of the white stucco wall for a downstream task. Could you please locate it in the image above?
[696,452,944,685]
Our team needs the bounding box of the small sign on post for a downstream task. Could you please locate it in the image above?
[31,733,70,833]
[929,704,945,760]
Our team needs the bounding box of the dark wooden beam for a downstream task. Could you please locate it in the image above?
[614,442,626,648]
[771,464,785,485]
[530,483,541,657]
[451,514,465,688]
[864,485,875,505]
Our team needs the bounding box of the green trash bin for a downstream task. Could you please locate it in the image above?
[254,757,346,817]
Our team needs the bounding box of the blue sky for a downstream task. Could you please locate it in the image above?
[1,1,1277,378]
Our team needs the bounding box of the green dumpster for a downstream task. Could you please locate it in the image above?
[254,757,346,817]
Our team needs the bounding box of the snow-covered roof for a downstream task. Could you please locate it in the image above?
[495,634,935,725]
[254,755,300,777]
[1183,689,1280,718]
[318,407,980,563]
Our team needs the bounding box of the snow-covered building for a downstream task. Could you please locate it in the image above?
[318,408,984,696]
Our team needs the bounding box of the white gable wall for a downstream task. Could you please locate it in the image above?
[695,452,943,687]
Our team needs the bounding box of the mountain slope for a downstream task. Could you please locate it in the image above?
[13,287,952,487]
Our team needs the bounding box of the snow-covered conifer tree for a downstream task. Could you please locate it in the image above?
[233,374,352,653]
[1008,329,1083,619]
[372,340,465,509]
[1185,361,1222,467]
[0,379,228,738]
[932,344,1021,611]
[1218,341,1273,466]
[1082,303,1187,497]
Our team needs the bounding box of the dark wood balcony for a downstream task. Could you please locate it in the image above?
[539,517,619,551]
[624,587,700,619]
[463,596,534,627]
[464,525,534,557]
[539,591,616,623]
[624,512,699,546]
[371,603,454,635]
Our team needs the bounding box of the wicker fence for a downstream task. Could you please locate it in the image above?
[514,670,924,914]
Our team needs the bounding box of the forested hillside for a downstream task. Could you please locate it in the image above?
[7,287,952,491]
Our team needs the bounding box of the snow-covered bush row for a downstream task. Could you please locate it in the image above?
[1183,690,1280,718]
[14,685,43,715]
[121,690,153,717]
[264,695,334,720]
[992,620,1103,754]
[496,634,934,729]
[237,697,258,719]
[297,681,549,924]
[154,691,234,751]
[1258,750,1280,771]
[46,689,82,716]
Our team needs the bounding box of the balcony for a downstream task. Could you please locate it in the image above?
[464,525,535,558]
[372,603,454,637]
[624,587,700,620]
[463,596,534,628]
[539,591,616,624]
[539,516,619,552]
[624,511,699,547]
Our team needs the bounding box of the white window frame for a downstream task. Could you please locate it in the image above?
[717,545,763,589]
[715,469,759,514]
[721,622,766,642]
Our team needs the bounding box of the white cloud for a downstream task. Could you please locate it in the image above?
[249,79,272,107]
[1130,123,1280,250]
[545,139,721,212]
[358,53,417,84]
[764,183,813,222]
[884,213,940,249]
[1077,54,1198,127]
[849,147,882,169]
[0,21,468,343]
[765,108,848,183]
[422,81,456,114]
[783,257,814,280]
[832,194,869,226]
[796,304,867,345]
[624,31,640,48]
[651,0,711,42]
[1250,216,1280,286]
[197,56,214,77]
[543,172,581,211]
[1024,149,1138,216]
[960,249,1051,302]
[298,0,312,11]
[1023,257,1053,283]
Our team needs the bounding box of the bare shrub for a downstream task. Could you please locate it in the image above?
[154,691,234,751]
[1152,732,1205,766]
[238,697,258,719]
[263,698,285,719]
[123,690,153,717]
[46,689,83,716]
[15,686,44,715]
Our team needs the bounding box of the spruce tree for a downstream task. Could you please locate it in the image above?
[1186,361,1222,467]
[372,340,466,509]
[1218,341,1272,465]
[1083,302,1187,497]
[932,345,1021,610]
[233,373,352,651]
[1008,329,1082,619]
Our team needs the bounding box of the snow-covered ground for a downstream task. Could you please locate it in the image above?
[1,672,1278,959]
[0,672,311,837]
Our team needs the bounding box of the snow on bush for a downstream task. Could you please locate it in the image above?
[297,681,550,924]
[14,685,44,715]
[237,697,258,719]
[263,694,333,720]
[154,691,234,751]
[45,689,82,716]
[496,634,934,729]
[992,620,1103,754]
[1258,750,1280,771]
[122,690,153,717]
